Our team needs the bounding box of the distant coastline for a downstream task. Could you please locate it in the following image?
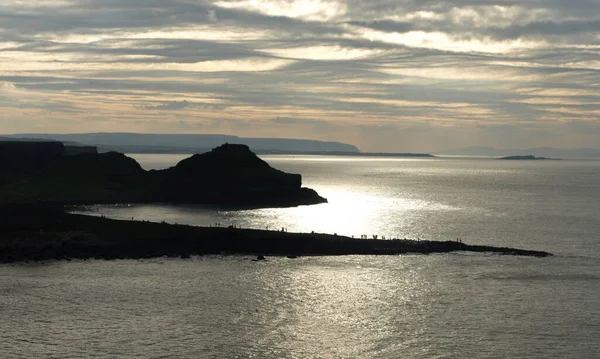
[1,133,437,158]
[445,146,600,159]
[497,155,557,160]
[284,152,436,158]
[1,133,360,155]
[119,149,435,158]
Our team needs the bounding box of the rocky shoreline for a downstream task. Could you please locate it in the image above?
[0,205,552,263]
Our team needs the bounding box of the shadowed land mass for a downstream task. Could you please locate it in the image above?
[2,133,360,155]
[0,204,552,263]
[0,141,553,262]
[0,141,326,207]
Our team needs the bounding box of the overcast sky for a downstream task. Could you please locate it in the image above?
[1,0,600,151]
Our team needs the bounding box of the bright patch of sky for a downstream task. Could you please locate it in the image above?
[1,0,600,151]
[213,0,347,21]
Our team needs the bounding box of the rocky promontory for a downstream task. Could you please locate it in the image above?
[0,142,326,207]
[0,204,553,263]
[154,143,325,206]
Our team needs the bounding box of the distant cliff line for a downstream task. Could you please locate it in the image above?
[2,133,360,154]
[1,134,437,157]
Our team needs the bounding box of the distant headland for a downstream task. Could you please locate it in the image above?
[0,141,326,207]
[1,133,435,158]
[1,133,359,155]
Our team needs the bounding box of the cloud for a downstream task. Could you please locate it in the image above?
[141,100,191,111]
[269,116,331,129]
[1,0,600,150]
[0,82,16,91]
[567,120,600,135]
[213,0,347,21]
[0,81,22,106]
[208,9,218,22]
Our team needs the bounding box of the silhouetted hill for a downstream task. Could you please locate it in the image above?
[0,140,99,186]
[64,145,98,155]
[0,141,66,184]
[0,143,326,207]
[3,133,360,154]
[444,146,600,158]
[156,144,325,206]
[1,151,150,203]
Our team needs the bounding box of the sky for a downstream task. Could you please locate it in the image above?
[1,0,600,152]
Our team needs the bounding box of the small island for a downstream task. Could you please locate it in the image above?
[498,155,556,160]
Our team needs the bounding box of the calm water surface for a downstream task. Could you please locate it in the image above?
[2,154,599,358]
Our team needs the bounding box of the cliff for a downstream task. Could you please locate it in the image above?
[0,141,66,184]
[0,151,149,203]
[64,145,98,155]
[154,143,326,206]
[0,143,326,207]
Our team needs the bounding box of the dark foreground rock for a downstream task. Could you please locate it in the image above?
[0,143,326,207]
[0,141,66,184]
[0,141,99,186]
[0,205,552,263]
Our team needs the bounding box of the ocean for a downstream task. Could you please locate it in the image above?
[1,154,599,358]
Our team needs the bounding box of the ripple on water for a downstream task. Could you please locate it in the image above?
[1,256,599,358]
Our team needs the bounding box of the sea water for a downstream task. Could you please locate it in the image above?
[1,155,599,358]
